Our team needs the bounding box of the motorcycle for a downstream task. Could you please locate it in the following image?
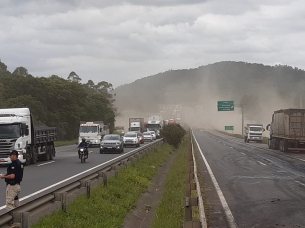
[78,147,88,163]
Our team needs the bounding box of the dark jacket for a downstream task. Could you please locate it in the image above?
[6,159,24,185]
[78,142,88,148]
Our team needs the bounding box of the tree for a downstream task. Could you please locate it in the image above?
[160,124,186,148]
[0,61,8,73]
[13,66,28,76]
[67,71,81,82]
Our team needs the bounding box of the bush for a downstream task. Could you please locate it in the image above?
[160,124,186,148]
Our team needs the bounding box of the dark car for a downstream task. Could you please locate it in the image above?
[100,134,124,154]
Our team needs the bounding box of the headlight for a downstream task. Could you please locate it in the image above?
[80,149,84,151]
[116,142,120,145]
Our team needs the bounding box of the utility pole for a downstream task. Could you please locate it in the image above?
[235,104,244,135]
[241,104,244,136]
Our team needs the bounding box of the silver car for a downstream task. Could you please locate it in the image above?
[143,132,153,142]
[100,134,124,154]
[123,132,140,147]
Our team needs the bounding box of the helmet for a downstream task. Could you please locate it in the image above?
[82,138,86,142]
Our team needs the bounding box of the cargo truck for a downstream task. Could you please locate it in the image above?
[244,124,264,143]
[0,108,57,165]
[79,121,107,147]
[266,109,305,152]
[129,118,144,132]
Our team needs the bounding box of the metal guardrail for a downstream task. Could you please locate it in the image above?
[0,139,163,228]
[183,132,207,228]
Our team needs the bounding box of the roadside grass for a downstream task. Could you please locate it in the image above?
[32,143,173,228]
[54,140,77,147]
[151,134,189,228]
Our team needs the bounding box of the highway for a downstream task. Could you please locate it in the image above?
[193,128,305,227]
[0,141,153,215]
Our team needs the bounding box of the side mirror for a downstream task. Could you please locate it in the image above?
[266,124,270,131]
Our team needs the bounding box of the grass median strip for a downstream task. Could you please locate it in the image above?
[151,134,189,228]
[32,143,173,228]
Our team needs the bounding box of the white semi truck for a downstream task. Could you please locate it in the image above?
[0,108,57,165]
[146,115,163,138]
[244,124,264,143]
[128,118,144,132]
[79,121,108,147]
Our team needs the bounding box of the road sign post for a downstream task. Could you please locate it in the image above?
[218,101,234,111]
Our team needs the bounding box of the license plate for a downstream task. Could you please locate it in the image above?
[107,147,113,149]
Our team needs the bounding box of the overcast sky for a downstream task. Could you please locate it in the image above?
[1,0,304,87]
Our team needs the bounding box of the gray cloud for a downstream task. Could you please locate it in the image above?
[0,0,305,87]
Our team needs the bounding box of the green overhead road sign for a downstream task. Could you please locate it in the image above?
[225,126,234,130]
[218,101,234,111]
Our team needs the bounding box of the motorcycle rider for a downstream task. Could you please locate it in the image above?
[78,138,88,159]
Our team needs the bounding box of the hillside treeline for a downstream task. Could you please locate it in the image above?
[0,61,116,140]
[114,61,305,123]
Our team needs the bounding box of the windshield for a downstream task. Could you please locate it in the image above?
[103,135,120,140]
[124,133,137,137]
[79,126,98,133]
[0,124,21,139]
[130,127,140,131]
[147,124,160,130]
[143,132,151,135]
[250,127,262,131]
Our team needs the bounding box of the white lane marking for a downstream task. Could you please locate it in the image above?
[0,146,145,210]
[192,130,238,228]
[295,181,305,187]
[241,152,245,155]
[37,161,55,167]
[257,161,267,166]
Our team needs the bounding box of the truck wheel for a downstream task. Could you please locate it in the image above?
[25,146,32,166]
[41,144,49,161]
[32,146,38,164]
[279,140,283,152]
[49,145,55,160]
[283,140,288,152]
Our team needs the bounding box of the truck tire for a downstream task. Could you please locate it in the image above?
[283,140,288,152]
[279,140,283,152]
[41,144,49,161]
[25,146,32,166]
[32,146,38,164]
[49,144,55,160]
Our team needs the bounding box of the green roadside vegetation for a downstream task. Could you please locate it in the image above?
[54,140,78,147]
[32,143,173,228]
[151,133,189,228]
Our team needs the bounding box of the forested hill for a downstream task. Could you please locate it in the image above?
[0,61,116,140]
[114,61,305,122]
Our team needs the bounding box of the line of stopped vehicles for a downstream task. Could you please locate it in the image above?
[2,108,304,165]
[79,116,169,155]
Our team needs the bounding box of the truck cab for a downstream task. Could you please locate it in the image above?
[244,124,264,143]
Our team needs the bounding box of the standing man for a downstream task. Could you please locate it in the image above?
[0,150,24,211]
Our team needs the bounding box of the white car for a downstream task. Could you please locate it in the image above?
[148,131,156,140]
[143,132,153,142]
[123,132,140,147]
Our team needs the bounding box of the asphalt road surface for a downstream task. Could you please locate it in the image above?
[0,141,153,215]
[193,128,305,228]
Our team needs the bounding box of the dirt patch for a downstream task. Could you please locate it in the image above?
[123,152,176,228]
